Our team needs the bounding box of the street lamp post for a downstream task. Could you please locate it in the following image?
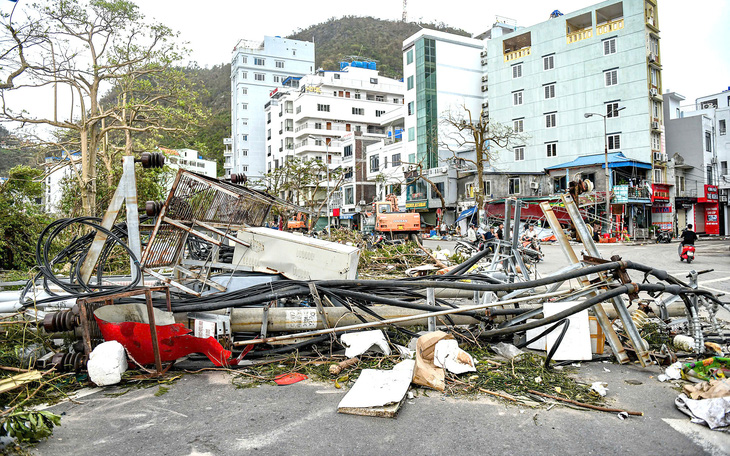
[584,106,625,236]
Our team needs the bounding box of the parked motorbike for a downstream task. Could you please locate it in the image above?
[454,239,484,256]
[679,244,696,263]
[655,229,672,244]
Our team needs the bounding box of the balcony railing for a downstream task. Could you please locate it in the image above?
[597,18,623,35]
[504,47,530,62]
[566,28,592,44]
[628,187,650,199]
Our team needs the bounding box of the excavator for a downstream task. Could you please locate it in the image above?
[287,212,310,231]
[368,194,421,241]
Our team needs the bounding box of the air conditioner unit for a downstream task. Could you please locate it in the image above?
[482,74,488,82]
[711,157,718,165]
[481,50,488,57]
[649,88,658,96]
[651,121,659,130]
[701,103,714,109]
[482,102,489,109]
[648,53,657,63]
[653,151,663,162]
[481,59,488,66]
[481,85,488,92]
[529,182,539,189]
[440,166,448,173]
[661,153,668,162]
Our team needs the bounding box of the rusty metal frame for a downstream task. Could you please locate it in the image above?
[77,286,172,375]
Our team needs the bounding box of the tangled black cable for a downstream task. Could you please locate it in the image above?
[19,217,143,307]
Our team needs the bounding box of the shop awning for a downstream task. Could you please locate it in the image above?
[456,206,476,222]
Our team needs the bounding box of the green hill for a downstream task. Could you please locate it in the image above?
[288,16,471,79]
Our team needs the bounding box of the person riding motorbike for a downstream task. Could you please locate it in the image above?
[679,224,697,255]
[521,224,542,253]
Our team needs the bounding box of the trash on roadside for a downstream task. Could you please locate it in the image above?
[434,339,476,374]
[340,330,391,358]
[412,331,453,391]
[590,382,608,397]
[683,379,730,400]
[675,393,730,431]
[274,373,308,386]
[681,357,730,383]
[491,342,523,360]
[337,359,415,417]
[87,341,127,386]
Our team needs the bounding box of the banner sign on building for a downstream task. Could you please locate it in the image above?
[705,204,719,235]
[406,201,428,209]
[651,205,672,213]
[651,183,670,202]
[699,185,718,203]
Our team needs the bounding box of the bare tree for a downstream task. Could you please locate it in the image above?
[440,103,524,224]
[0,0,194,216]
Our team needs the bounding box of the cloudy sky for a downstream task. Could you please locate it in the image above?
[135,0,730,105]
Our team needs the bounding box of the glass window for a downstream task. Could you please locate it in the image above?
[604,69,618,86]
[606,102,620,117]
[705,131,712,151]
[514,146,524,161]
[352,107,364,115]
[508,178,520,195]
[603,38,616,55]
[392,153,401,167]
[407,49,414,65]
[369,155,380,173]
[317,104,330,112]
[719,119,726,135]
[254,73,265,81]
[343,145,353,158]
[513,91,523,106]
[254,58,265,66]
[513,119,523,133]
[407,76,414,90]
[408,127,415,141]
[275,60,284,68]
[512,64,522,79]
[544,84,555,99]
[407,102,414,116]
[546,143,557,157]
[543,55,554,70]
[545,113,556,128]
[607,134,621,150]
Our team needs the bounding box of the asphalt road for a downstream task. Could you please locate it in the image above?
[30,240,730,456]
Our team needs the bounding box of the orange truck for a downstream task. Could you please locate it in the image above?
[287,212,309,231]
[372,194,421,240]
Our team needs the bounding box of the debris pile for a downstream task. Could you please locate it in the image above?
[2,169,730,448]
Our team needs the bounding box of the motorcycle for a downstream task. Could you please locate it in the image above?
[454,239,484,256]
[655,229,672,243]
[679,244,695,263]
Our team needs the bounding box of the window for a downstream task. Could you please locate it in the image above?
[720,119,726,135]
[675,175,685,192]
[484,181,491,196]
[508,178,521,195]
[314,139,323,146]
[513,119,523,133]
[606,102,620,117]
[392,153,401,167]
[431,182,445,199]
[242,149,248,156]
[393,98,400,104]
[375,110,386,117]
[241,165,248,172]
[254,58,265,66]
[553,176,567,192]
[242,134,248,141]
[721,161,728,176]
[651,132,661,151]
[546,142,557,157]
[369,155,379,173]
[254,73,265,81]
[370,78,378,84]
[543,55,554,70]
[354,93,361,99]
[544,83,555,99]
[407,102,414,116]
[382,157,388,169]
[514,146,525,161]
[267,128,271,140]
[296,106,301,114]
[275,60,284,68]
[317,104,330,112]
[407,49,414,65]
[705,131,712,152]
[352,107,364,115]
[407,76,414,90]
[545,113,556,128]
[607,134,620,150]
[241,118,248,125]
[273,75,281,83]
[513,91,523,106]
[707,166,713,185]
[267,112,271,123]
[604,69,618,86]
[512,63,522,79]
[314,122,322,129]
[241,103,248,110]
[654,169,663,183]
[240,56,247,64]
[408,127,415,142]
[240,71,247,79]
[241,87,248,95]
[343,145,353,158]
[344,187,354,205]
[603,38,616,55]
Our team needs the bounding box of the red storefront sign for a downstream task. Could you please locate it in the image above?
[651,183,671,202]
[698,185,719,203]
[651,205,672,213]
[705,204,719,235]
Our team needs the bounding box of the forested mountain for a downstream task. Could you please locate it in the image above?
[289,16,470,79]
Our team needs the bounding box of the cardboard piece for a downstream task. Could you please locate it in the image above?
[340,330,391,358]
[412,331,453,391]
[337,360,415,418]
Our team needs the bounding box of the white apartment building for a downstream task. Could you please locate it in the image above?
[229,36,314,180]
[159,147,217,178]
[401,29,484,222]
[43,154,80,214]
[264,63,404,214]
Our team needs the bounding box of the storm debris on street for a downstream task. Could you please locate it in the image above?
[2,170,730,448]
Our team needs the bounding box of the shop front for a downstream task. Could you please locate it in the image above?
[650,183,672,232]
[674,197,696,235]
[696,185,719,235]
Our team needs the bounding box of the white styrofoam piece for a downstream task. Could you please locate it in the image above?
[433,339,476,374]
[337,360,415,409]
[232,227,360,281]
[526,319,547,350]
[543,301,592,361]
[340,330,391,358]
[87,341,128,386]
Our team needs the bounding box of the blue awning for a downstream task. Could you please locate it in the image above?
[456,206,476,222]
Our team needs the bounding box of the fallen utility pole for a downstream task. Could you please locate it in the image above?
[234,289,572,346]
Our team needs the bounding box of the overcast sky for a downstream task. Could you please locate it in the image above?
[134,0,730,105]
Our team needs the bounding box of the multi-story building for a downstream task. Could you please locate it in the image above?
[401,29,484,226]
[229,36,314,180]
[159,147,217,178]
[264,62,404,222]
[664,89,728,235]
